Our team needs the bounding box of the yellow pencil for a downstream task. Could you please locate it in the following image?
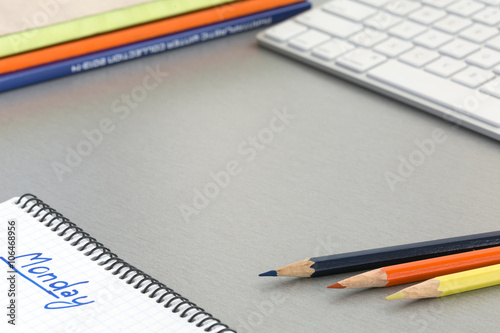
[386,263,500,300]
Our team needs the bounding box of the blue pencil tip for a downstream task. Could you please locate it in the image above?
[259,270,277,277]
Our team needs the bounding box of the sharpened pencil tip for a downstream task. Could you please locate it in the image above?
[327,283,345,289]
[259,270,278,277]
[386,292,405,300]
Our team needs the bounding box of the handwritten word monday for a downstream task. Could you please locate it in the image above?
[14,253,94,310]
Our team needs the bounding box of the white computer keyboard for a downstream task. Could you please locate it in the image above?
[258,0,500,141]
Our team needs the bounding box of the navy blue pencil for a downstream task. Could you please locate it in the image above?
[259,231,500,277]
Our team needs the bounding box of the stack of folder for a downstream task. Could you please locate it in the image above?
[0,0,311,93]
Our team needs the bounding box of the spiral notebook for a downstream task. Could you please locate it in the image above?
[0,194,234,332]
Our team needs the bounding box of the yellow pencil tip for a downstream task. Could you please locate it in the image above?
[386,292,405,300]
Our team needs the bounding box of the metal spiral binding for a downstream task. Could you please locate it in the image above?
[15,194,236,333]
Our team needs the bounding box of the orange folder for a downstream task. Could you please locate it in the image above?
[0,0,304,75]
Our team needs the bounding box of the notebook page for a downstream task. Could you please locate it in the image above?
[0,198,208,332]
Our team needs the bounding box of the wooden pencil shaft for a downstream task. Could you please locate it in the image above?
[392,263,500,299]
[386,248,500,286]
[309,231,500,277]
[437,263,500,297]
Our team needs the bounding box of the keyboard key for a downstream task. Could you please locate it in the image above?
[409,6,447,25]
[422,0,457,8]
[459,23,499,43]
[358,0,391,6]
[466,48,500,68]
[265,21,308,42]
[323,0,377,22]
[480,78,500,99]
[473,7,500,25]
[296,10,363,38]
[374,37,413,57]
[349,29,388,47]
[388,21,426,39]
[425,56,467,77]
[336,48,387,72]
[452,66,495,88]
[385,1,421,16]
[477,0,500,4]
[440,39,480,58]
[413,30,453,49]
[447,1,485,17]
[434,15,473,34]
[400,47,440,67]
[486,35,500,51]
[289,30,331,51]
[367,60,500,127]
[364,11,402,30]
[312,39,355,60]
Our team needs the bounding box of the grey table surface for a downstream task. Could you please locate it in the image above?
[2,1,500,332]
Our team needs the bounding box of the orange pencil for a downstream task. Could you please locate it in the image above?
[328,245,500,289]
[0,0,303,75]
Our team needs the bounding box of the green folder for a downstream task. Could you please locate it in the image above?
[0,0,237,58]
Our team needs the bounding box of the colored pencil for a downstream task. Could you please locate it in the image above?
[0,0,238,58]
[0,0,305,76]
[386,263,500,300]
[328,245,500,289]
[259,230,500,278]
[0,2,311,93]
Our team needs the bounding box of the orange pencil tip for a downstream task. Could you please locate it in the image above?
[327,283,345,289]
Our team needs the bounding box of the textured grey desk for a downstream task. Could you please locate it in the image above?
[2,1,500,332]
